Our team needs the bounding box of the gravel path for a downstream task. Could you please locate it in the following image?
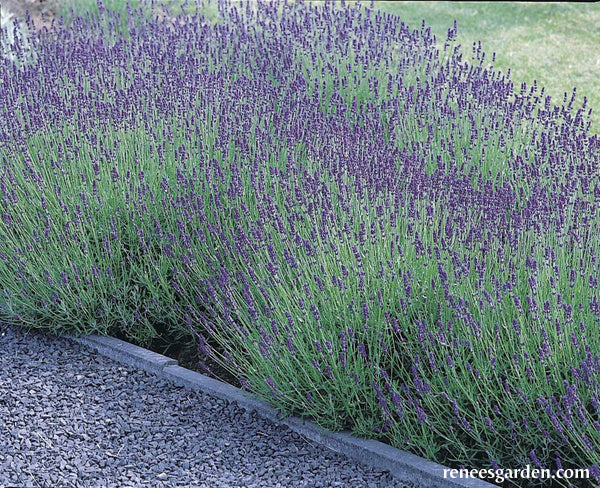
[0,323,410,488]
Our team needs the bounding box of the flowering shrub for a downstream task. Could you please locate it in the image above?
[1,0,599,484]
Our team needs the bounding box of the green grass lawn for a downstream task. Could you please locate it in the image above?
[374,2,600,134]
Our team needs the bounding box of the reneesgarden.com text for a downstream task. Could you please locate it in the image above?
[444,465,590,484]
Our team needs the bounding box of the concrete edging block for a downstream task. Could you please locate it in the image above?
[69,333,497,488]
[69,334,177,374]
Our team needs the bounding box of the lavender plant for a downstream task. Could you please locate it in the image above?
[1,0,599,485]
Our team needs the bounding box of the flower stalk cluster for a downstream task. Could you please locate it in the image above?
[1,1,599,484]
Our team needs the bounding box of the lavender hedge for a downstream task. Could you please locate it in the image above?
[1,0,600,484]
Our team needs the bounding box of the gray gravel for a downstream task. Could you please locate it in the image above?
[0,323,411,488]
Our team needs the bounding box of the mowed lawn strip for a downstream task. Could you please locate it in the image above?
[360,1,600,134]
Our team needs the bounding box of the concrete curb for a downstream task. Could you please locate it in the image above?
[71,334,177,374]
[68,334,496,488]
